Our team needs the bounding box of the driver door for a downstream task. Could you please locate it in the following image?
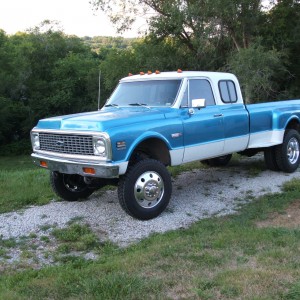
[181,79,225,163]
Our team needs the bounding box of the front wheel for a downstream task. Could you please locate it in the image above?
[118,159,172,220]
[275,129,300,173]
[50,172,95,201]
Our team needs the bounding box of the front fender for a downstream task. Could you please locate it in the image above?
[124,131,173,162]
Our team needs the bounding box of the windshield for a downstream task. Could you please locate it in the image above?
[106,80,182,107]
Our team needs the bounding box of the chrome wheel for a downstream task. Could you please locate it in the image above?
[118,159,172,220]
[134,171,164,208]
[287,137,299,165]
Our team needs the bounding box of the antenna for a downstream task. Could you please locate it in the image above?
[97,70,101,110]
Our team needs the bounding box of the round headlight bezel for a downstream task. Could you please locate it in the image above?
[31,133,40,150]
[93,138,106,156]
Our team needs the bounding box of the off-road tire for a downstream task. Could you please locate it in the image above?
[50,172,94,201]
[118,159,172,220]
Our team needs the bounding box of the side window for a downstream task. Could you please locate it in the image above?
[219,80,237,103]
[189,79,215,106]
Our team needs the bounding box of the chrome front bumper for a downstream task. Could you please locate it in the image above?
[31,153,128,178]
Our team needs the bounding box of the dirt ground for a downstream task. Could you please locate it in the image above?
[256,200,300,229]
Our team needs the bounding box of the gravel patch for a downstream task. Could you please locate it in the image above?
[1,156,299,268]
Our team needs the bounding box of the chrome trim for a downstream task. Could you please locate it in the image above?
[31,153,124,178]
[32,150,108,162]
[31,128,112,160]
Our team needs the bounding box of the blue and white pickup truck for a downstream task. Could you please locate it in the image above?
[31,71,300,220]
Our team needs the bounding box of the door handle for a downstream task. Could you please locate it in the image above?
[214,114,223,117]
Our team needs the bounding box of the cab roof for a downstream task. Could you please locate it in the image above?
[120,71,238,82]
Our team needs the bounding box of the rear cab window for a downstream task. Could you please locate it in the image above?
[219,80,238,103]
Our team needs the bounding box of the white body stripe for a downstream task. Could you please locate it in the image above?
[248,130,284,148]
[168,130,284,167]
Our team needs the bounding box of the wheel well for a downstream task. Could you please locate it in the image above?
[286,119,300,132]
[129,138,171,166]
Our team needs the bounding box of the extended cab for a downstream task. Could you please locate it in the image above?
[31,71,300,219]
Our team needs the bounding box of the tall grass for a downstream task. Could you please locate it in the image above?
[0,156,54,213]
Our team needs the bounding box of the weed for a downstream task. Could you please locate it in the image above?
[52,223,99,252]
[40,236,50,243]
[67,216,85,225]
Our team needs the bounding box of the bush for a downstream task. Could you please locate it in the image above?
[0,140,32,156]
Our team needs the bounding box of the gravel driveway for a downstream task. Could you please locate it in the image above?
[1,156,299,268]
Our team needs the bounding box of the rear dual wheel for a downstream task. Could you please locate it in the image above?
[275,129,300,173]
[264,147,280,171]
[264,129,300,173]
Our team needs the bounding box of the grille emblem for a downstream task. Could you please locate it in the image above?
[56,140,64,147]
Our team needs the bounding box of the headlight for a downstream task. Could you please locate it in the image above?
[31,132,40,150]
[93,137,106,156]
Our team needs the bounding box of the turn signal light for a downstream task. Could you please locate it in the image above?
[40,161,48,168]
[83,167,96,175]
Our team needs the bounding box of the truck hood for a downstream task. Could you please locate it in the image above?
[35,107,174,132]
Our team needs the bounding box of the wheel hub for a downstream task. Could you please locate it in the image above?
[287,137,299,164]
[134,171,164,208]
[145,182,160,199]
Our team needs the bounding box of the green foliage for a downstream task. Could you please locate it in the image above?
[82,36,135,53]
[0,156,54,213]
[227,43,287,103]
[1,0,300,152]
[94,0,299,102]
[0,25,100,151]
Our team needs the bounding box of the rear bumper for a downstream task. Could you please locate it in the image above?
[31,153,128,178]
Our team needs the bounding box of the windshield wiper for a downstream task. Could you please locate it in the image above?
[129,103,151,109]
[105,104,119,108]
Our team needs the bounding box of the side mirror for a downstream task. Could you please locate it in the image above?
[192,98,206,109]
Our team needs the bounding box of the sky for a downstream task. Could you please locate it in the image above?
[0,0,140,37]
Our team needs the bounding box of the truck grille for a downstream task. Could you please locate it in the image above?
[39,133,94,156]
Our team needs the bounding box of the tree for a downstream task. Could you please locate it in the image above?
[92,0,264,53]
[260,0,300,98]
[226,43,287,103]
[0,24,101,150]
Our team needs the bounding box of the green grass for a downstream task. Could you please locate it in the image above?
[0,156,55,213]
[0,155,300,299]
[0,178,300,299]
[52,223,100,254]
